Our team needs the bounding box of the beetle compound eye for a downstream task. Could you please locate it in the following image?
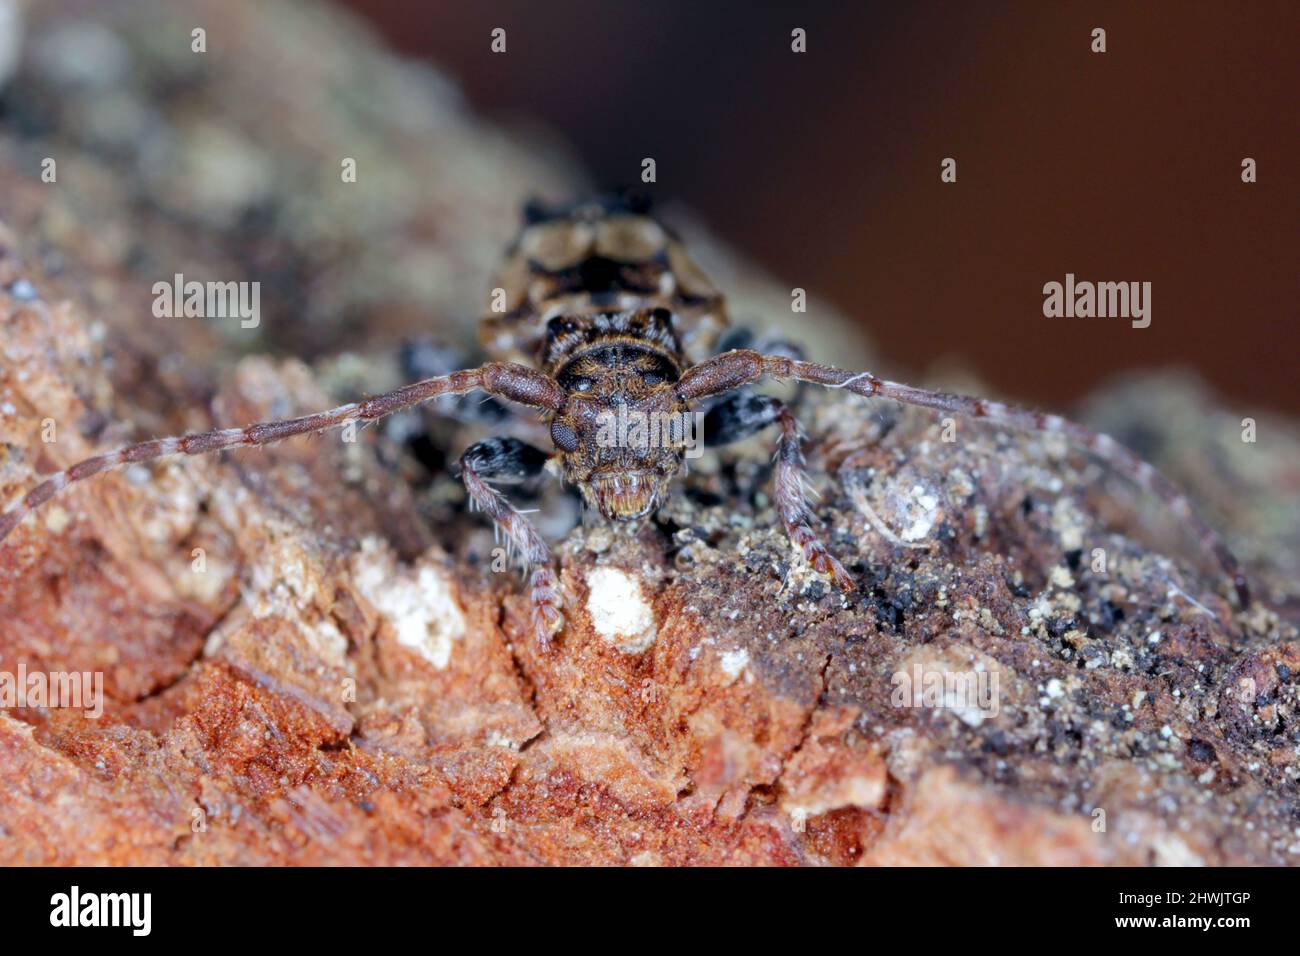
[642,371,663,386]
[550,420,580,452]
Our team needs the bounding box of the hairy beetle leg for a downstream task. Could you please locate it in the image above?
[703,391,855,592]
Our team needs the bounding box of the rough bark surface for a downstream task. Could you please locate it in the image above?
[0,0,1296,866]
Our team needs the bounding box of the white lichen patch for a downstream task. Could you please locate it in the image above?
[198,509,348,663]
[945,468,976,502]
[352,537,465,669]
[898,484,940,542]
[1049,565,1075,589]
[719,648,749,682]
[134,461,202,545]
[245,527,317,612]
[586,566,656,654]
[1150,833,1204,867]
[225,523,349,664]
[42,504,69,533]
[1051,497,1085,552]
[783,771,887,819]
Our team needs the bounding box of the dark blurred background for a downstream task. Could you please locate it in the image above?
[346,0,1297,414]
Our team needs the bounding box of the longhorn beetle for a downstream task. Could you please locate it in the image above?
[0,195,1249,648]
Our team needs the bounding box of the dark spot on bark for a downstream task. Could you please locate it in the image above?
[1188,739,1217,763]
[982,730,1011,757]
[1099,600,1126,627]
[1046,616,1076,639]
[871,587,907,634]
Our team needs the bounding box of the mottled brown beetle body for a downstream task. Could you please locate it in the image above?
[481,198,728,367]
[479,198,729,521]
[0,195,1250,650]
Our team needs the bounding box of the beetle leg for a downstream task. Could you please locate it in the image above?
[704,392,854,591]
[455,438,564,650]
